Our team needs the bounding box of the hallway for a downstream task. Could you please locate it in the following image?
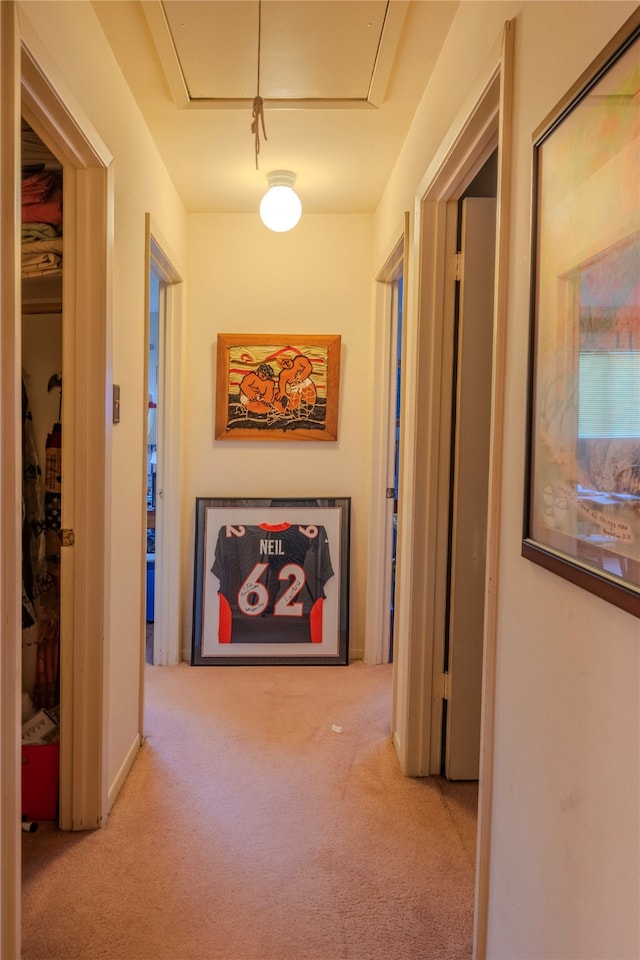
[22,661,477,960]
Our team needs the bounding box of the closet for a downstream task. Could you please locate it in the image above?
[21,119,63,824]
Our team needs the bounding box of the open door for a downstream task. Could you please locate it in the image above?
[444,197,496,780]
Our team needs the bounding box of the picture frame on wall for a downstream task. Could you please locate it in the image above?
[191,497,350,665]
[522,11,640,618]
[214,333,341,441]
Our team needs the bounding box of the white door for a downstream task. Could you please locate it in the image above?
[445,197,496,780]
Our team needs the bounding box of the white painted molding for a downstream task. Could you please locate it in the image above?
[392,28,504,781]
[364,278,396,665]
[0,4,23,955]
[473,21,515,960]
[143,216,184,679]
[107,733,141,813]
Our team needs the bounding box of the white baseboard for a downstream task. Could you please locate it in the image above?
[107,733,140,814]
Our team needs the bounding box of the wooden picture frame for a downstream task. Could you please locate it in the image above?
[215,333,341,441]
[191,497,350,665]
[522,11,640,617]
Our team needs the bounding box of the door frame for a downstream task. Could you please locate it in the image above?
[0,5,23,955]
[20,9,113,832]
[141,217,183,689]
[389,20,513,959]
[393,50,502,774]
[364,217,408,665]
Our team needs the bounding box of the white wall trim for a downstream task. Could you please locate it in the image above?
[390,26,506,789]
[107,732,141,813]
[0,4,23,955]
[145,217,184,673]
[364,235,404,665]
[363,283,393,665]
[473,21,514,960]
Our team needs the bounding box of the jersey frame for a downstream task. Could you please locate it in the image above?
[191,497,350,665]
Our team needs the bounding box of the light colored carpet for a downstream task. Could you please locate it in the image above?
[22,661,477,960]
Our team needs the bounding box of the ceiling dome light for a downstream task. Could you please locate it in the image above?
[259,170,302,233]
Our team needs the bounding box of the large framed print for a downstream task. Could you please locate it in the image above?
[215,333,341,441]
[191,497,350,665]
[522,10,640,618]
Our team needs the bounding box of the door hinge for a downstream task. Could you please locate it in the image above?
[439,672,450,700]
[385,487,395,499]
[455,251,462,282]
[61,528,75,547]
[112,384,121,424]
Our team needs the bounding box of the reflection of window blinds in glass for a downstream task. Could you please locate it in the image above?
[579,352,640,437]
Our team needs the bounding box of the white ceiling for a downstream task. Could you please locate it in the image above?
[92,0,458,214]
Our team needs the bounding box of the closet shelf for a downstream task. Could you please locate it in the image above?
[22,274,62,314]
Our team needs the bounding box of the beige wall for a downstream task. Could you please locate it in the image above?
[17,1,188,797]
[183,213,374,661]
[376,2,639,957]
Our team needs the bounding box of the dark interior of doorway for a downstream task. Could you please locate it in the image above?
[389,276,403,662]
[146,272,160,664]
[21,119,64,821]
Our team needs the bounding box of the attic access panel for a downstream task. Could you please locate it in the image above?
[143,0,408,108]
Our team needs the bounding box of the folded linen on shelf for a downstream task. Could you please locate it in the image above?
[21,238,63,256]
[21,222,60,243]
[22,170,58,205]
[22,187,63,226]
[21,258,62,278]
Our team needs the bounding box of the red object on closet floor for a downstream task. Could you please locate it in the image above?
[21,743,59,821]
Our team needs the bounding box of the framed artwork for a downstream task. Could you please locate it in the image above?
[191,497,350,665]
[522,11,640,617]
[215,333,341,441]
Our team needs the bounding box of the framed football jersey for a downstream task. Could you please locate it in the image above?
[191,497,350,665]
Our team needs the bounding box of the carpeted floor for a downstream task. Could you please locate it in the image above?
[22,661,477,960]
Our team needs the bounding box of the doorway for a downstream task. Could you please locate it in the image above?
[389,275,403,662]
[365,225,408,666]
[20,40,113,833]
[145,270,160,663]
[20,118,64,825]
[141,220,183,682]
[392,57,508,777]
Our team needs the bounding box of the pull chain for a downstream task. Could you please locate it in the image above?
[251,0,267,169]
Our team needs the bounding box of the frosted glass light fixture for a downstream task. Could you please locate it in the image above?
[259,170,302,233]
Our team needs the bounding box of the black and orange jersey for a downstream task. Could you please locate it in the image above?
[211,522,334,643]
